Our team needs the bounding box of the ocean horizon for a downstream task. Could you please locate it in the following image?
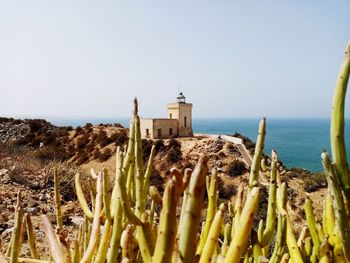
[47,117,350,173]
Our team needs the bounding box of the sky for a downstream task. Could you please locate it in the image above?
[0,1,349,119]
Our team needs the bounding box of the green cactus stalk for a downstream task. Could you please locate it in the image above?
[5,234,13,257]
[107,198,123,263]
[177,169,192,239]
[102,168,111,221]
[252,231,263,263]
[149,186,163,205]
[224,186,260,263]
[330,41,350,204]
[134,114,145,217]
[284,205,303,260]
[24,214,39,259]
[10,206,24,263]
[197,169,218,255]
[72,238,80,263]
[110,146,123,217]
[322,152,350,261]
[276,182,303,262]
[248,118,266,188]
[221,223,231,257]
[116,149,142,225]
[122,100,136,176]
[258,150,277,247]
[83,218,90,254]
[280,253,290,263]
[232,184,244,239]
[80,172,103,263]
[304,197,320,259]
[42,215,66,263]
[303,237,312,259]
[144,145,156,198]
[269,213,286,263]
[153,179,178,263]
[94,220,112,263]
[199,203,227,263]
[53,167,63,230]
[176,155,208,263]
[182,168,192,191]
[322,191,335,246]
[75,173,93,219]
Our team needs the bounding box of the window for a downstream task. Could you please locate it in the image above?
[184,116,187,127]
[169,113,172,119]
[158,129,161,138]
[146,129,150,138]
[169,128,173,136]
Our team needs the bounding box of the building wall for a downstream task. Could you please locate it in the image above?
[140,119,154,139]
[152,119,178,139]
[140,118,178,139]
[167,103,193,137]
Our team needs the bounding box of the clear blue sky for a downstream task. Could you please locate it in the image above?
[0,1,349,119]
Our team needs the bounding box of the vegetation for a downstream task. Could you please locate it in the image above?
[166,138,182,163]
[227,159,247,177]
[2,42,350,263]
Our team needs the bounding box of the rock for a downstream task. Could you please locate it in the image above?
[25,207,40,215]
[38,194,46,201]
[0,169,9,176]
[70,216,84,226]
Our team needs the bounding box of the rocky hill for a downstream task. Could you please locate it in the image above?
[0,118,327,256]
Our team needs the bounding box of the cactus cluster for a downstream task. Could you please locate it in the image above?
[1,41,350,263]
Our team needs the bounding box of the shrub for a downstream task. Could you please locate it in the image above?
[166,146,182,163]
[76,151,89,165]
[154,139,165,153]
[44,161,87,201]
[96,130,112,147]
[168,138,181,149]
[31,146,69,162]
[142,139,153,160]
[303,173,327,192]
[110,131,128,146]
[61,126,73,132]
[98,148,113,162]
[227,159,247,177]
[74,126,83,138]
[217,176,237,199]
[76,134,90,149]
[28,119,43,133]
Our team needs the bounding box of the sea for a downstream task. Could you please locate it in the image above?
[48,117,350,173]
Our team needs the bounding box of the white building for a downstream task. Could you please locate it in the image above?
[140,92,193,139]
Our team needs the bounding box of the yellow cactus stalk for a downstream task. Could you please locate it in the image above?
[199,203,227,263]
[248,118,266,188]
[304,197,320,258]
[24,214,39,259]
[80,172,103,263]
[41,215,66,263]
[102,168,111,221]
[330,41,350,202]
[94,220,112,263]
[153,179,178,263]
[10,206,24,263]
[258,150,277,247]
[197,169,218,255]
[224,186,260,263]
[75,173,93,219]
[177,155,208,263]
[53,167,63,229]
[322,152,350,261]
